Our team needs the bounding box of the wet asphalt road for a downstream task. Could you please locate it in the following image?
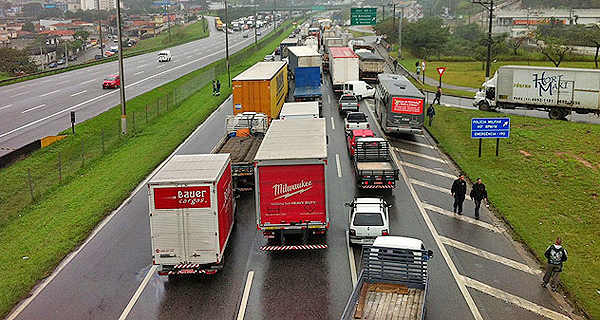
[9,50,581,320]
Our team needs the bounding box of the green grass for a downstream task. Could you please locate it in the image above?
[426,106,600,319]
[0,22,295,319]
[347,29,373,38]
[0,72,12,81]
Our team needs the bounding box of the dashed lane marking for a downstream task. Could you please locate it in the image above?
[80,79,95,85]
[70,90,87,97]
[11,91,29,97]
[396,148,445,163]
[330,117,335,130]
[461,276,572,320]
[0,104,12,110]
[397,139,436,149]
[440,236,542,276]
[40,89,61,97]
[422,203,505,233]
[400,161,457,179]
[236,270,255,320]
[117,265,158,320]
[21,104,45,114]
[336,153,342,178]
[410,178,451,194]
[134,71,145,76]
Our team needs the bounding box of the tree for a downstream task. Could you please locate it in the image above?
[23,3,43,18]
[579,26,600,69]
[0,48,37,75]
[535,33,572,67]
[508,35,528,55]
[74,31,90,42]
[453,23,482,42]
[403,17,450,59]
[22,21,35,32]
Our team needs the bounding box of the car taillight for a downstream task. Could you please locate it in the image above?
[349,229,356,236]
[367,124,370,128]
[365,181,369,185]
[388,181,393,185]
[382,229,389,236]
[346,124,349,129]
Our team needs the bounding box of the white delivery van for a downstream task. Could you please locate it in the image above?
[158,50,172,62]
[343,80,375,100]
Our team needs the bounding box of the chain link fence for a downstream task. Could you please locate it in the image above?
[0,23,290,225]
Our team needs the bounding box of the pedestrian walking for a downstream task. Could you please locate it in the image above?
[426,104,435,126]
[212,80,217,96]
[451,174,467,215]
[216,79,221,96]
[416,64,421,76]
[393,59,398,73]
[432,86,442,105]
[469,178,488,219]
[542,237,568,291]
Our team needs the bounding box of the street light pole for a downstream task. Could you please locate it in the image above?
[97,0,103,57]
[115,0,127,134]
[273,0,276,33]
[474,0,494,80]
[254,9,258,47]
[398,5,404,60]
[224,0,231,86]
[165,3,171,44]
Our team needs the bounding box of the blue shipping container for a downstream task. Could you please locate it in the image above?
[295,67,321,88]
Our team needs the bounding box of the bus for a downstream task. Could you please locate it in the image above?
[374,74,425,134]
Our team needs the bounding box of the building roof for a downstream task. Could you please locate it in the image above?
[254,118,327,161]
[40,30,75,36]
[329,46,358,59]
[232,61,286,81]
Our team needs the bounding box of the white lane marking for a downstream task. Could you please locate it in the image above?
[11,91,29,97]
[399,139,436,149]
[157,64,165,69]
[396,148,445,163]
[422,203,504,233]
[330,117,335,130]
[410,178,451,194]
[440,236,542,276]
[400,161,456,179]
[366,104,484,320]
[56,80,69,85]
[346,231,357,288]
[58,75,69,79]
[186,55,193,59]
[335,153,342,178]
[0,104,12,110]
[21,104,46,114]
[40,89,61,97]
[134,71,145,76]
[117,265,158,320]
[137,64,147,68]
[462,276,572,320]
[236,270,255,320]
[5,97,229,320]
[70,90,88,97]
[80,79,95,85]
[327,95,330,104]
[41,78,53,83]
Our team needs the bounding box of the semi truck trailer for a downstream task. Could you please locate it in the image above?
[329,47,359,92]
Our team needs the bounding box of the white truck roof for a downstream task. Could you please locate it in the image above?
[254,118,327,161]
[280,101,319,118]
[373,236,424,251]
[233,61,286,81]
[288,46,320,57]
[149,154,229,184]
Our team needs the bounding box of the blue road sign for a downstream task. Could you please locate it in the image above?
[471,118,510,138]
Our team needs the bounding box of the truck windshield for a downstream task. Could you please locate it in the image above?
[341,95,357,102]
[353,213,383,226]
[347,113,366,122]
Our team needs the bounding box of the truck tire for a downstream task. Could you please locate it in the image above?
[548,108,564,120]
[478,101,491,112]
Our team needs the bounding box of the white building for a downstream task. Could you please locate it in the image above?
[493,8,600,36]
[80,0,116,11]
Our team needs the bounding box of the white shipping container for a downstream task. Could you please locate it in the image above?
[329,47,359,91]
[149,154,234,275]
[280,101,320,119]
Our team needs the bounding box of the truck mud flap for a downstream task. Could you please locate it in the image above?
[361,185,395,189]
[260,244,328,251]
[235,187,253,192]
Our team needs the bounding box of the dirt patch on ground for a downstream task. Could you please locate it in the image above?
[519,150,531,157]
[556,152,598,170]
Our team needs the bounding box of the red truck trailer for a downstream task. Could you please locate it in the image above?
[149,154,234,276]
[254,118,328,249]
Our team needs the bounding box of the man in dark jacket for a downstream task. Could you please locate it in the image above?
[542,237,568,291]
[426,104,436,126]
[470,178,488,219]
[451,174,467,214]
[432,86,442,105]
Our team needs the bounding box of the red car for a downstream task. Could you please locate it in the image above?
[347,129,375,158]
[103,75,120,89]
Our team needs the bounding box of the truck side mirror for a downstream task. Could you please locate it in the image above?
[344,202,351,207]
[427,250,434,259]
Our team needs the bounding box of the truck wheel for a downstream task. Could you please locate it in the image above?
[548,108,564,120]
[478,101,491,111]
[560,109,570,120]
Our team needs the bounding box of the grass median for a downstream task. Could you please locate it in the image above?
[0,22,294,318]
[426,106,600,319]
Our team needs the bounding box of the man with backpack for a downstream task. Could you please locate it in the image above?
[542,237,568,291]
[426,104,436,126]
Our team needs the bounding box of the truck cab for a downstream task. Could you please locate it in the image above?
[158,50,172,62]
[347,198,390,245]
[347,129,374,158]
[343,80,375,100]
[473,75,497,111]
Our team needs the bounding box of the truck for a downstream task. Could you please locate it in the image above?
[280,38,299,58]
[357,51,385,82]
[288,46,322,109]
[325,37,344,52]
[149,154,234,276]
[232,61,288,119]
[374,74,425,134]
[341,236,433,320]
[215,17,223,30]
[473,65,600,120]
[288,46,321,77]
[353,137,399,189]
[329,47,359,92]
[254,118,328,246]
[213,112,268,190]
[280,101,320,119]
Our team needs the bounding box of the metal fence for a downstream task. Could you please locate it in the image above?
[0,23,290,224]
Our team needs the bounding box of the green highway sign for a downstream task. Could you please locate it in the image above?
[351,7,377,25]
[312,5,326,11]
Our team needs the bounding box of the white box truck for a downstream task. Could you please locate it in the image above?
[473,65,600,120]
[149,154,234,276]
[329,47,359,92]
[280,101,320,119]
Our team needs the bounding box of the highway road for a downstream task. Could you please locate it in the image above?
[0,16,277,157]
[7,57,581,319]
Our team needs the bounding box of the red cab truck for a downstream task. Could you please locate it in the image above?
[254,118,328,248]
[149,154,234,276]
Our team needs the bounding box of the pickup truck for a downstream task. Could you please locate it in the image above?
[353,137,399,189]
[347,129,374,158]
[339,94,359,114]
[346,198,390,245]
[344,112,369,133]
[340,236,433,320]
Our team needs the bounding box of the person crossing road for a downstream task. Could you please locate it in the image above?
[451,174,467,215]
[470,178,488,219]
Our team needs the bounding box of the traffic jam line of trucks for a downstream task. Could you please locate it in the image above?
[148,17,435,319]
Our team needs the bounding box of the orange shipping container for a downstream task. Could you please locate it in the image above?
[232,62,288,119]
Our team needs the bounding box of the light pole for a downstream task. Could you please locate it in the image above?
[398,5,404,60]
[224,0,231,86]
[273,0,276,33]
[474,0,494,80]
[97,0,104,57]
[165,2,171,44]
[254,9,258,47]
[115,0,127,134]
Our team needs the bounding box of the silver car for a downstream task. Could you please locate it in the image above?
[347,198,390,245]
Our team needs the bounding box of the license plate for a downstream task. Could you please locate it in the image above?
[264,235,275,239]
[374,181,383,184]
[179,269,196,274]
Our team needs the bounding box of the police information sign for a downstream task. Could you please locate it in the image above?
[471,118,510,139]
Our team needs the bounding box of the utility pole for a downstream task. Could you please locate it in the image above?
[65,42,68,67]
[398,5,404,60]
[382,5,385,21]
[225,0,231,86]
[474,0,494,80]
[254,9,258,47]
[115,0,127,134]
[165,3,171,44]
[97,0,103,57]
[39,44,44,70]
[273,0,276,33]
[393,3,396,31]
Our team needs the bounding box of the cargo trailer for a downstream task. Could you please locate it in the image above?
[233,61,288,119]
[280,101,320,119]
[280,38,299,58]
[357,51,385,82]
[329,47,359,92]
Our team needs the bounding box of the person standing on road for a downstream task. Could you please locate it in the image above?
[542,237,568,291]
[426,104,436,126]
[451,174,467,215]
[432,86,442,105]
[470,178,488,219]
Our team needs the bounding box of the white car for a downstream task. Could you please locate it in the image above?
[343,80,375,100]
[347,198,390,245]
[158,50,172,62]
[344,112,369,133]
